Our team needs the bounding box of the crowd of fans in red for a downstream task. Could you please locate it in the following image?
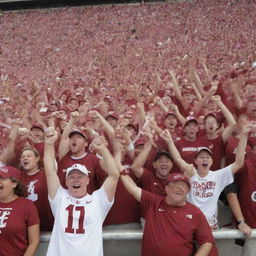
[0,0,256,255]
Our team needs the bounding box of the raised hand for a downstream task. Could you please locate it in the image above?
[211,95,221,103]
[44,127,58,145]
[89,135,108,153]
[160,129,172,143]
[70,111,80,119]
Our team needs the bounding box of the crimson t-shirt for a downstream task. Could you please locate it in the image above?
[140,190,214,256]
[0,197,39,256]
[57,151,101,193]
[140,168,170,196]
[20,170,54,231]
[236,153,256,228]
[200,135,225,171]
[175,137,205,166]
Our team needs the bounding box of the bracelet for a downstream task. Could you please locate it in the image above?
[127,143,135,152]
[237,220,245,225]
[120,168,130,176]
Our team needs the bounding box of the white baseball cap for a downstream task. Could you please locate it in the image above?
[65,164,90,178]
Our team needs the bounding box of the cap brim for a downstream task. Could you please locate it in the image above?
[69,131,86,139]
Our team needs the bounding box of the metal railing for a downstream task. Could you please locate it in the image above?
[40,229,256,242]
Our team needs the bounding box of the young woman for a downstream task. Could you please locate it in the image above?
[0,166,40,256]
[20,147,54,231]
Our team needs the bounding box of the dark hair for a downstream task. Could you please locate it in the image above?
[20,147,42,169]
[21,147,40,157]
[10,177,25,197]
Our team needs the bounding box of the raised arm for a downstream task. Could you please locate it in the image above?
[113,139,142,202]
[0,124,18,164]
[153,96,169,113]
[229,79,243,109]
[58,111,79,160]
[190,82,203,101]
[231,123,250,174]
[130,137,153,178]
[160,129,195,177]
[212,95,236,143]
[193,83,217,115]
[90,110,115,139]
[44,127,61,200]
[90,136,119,202]
[168,70,183,103]
[192,69,207,96]
[169,104,186,126]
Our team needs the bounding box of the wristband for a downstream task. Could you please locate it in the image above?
[121,168,130,176]
[237,220,245,225]
[127,143,135,151]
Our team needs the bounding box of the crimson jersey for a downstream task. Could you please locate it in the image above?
[103,177,141,226]
[140,190,215,256]
[0,197,40,256]
[200,135,225,171]
[20,170,54,231]
[140,168,169,196]
[236,153,256,228]
[225,136,251,166]
[58,151,102,194]
[175,137,205,166]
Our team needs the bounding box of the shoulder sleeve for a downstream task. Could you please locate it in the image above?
[194,207,214,246]
[48,186,65,216]
[224,181,238,195]
[95,187,114,221]
[140,190,161,213]
[25,199,40,227]
[216,165,234,190]
[140,168,152,183]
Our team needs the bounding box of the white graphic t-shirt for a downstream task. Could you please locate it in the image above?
[187,165,233,228]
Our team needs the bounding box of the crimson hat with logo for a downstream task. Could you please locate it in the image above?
[65,164,90,178]
[0,166,21,181]
[167,173,191,189]
[69,128,87,140]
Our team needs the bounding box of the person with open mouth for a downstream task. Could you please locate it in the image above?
[0,166,40,256]
[43,127,119,256]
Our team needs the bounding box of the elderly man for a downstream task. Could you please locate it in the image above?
[43,128,119,256]
[119,166,215,256]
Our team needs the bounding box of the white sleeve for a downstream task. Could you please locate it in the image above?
[94,187,114,221]
[48,186,65,217]
[217,165,234,191]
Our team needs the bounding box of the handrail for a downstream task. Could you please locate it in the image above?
[40,229,256,242]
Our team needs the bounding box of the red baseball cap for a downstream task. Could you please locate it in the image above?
[247,95,256,103]
[0,166,21,181]
[31,122,44,131]
[195,147,212,158]
[134,137,147,147]
[184,116,199,126]
[69,128,87,140]
[167,173,191,189]
[165,112,177,119]
[106,112,118,120]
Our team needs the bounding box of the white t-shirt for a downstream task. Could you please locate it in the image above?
[47,186,113,256]
[187,165,233,228]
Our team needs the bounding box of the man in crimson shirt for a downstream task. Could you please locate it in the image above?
[131,137,175,196]
[57,112,102,193]
[225,146,256,256]
[175,117,204,167]
[119,168,216,256]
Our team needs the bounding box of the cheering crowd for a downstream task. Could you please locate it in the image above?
[0,61,256,256]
